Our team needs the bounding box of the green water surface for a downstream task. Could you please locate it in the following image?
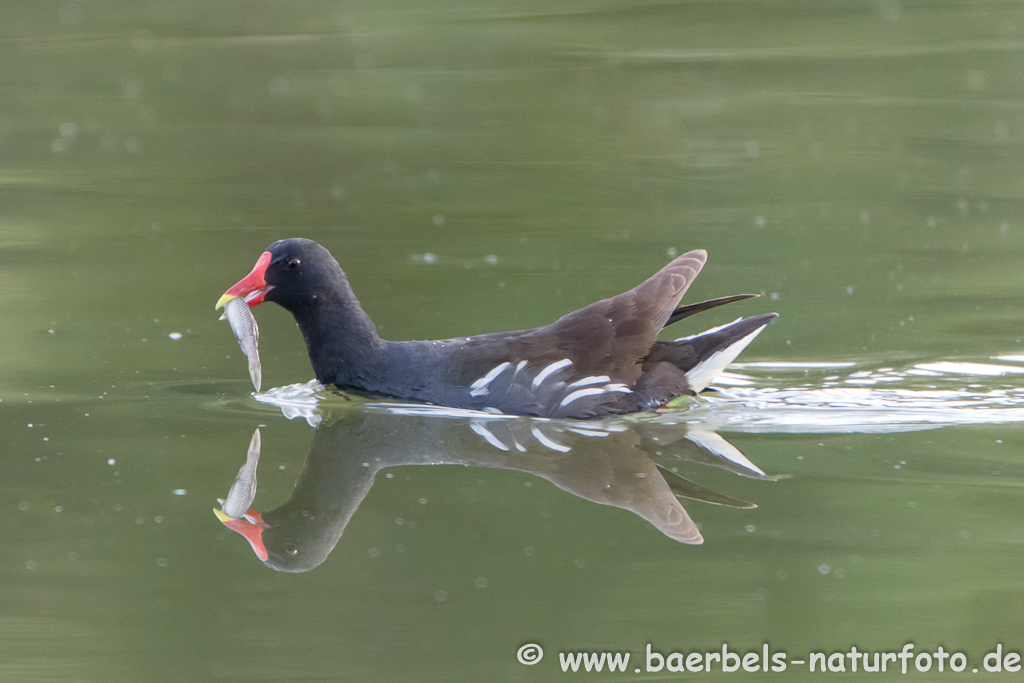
[3,1,1024,681]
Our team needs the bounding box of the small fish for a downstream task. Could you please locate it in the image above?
[220,296,262,392]
[218,428,262,519]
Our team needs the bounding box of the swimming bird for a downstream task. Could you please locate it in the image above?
[216,238,777,419]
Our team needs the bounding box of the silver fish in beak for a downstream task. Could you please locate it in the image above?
[219,296,262,392]
[217,428,262,519]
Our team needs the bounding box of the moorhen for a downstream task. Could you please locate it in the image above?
[216,238,777,419]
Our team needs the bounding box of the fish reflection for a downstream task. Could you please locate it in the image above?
[215,428,262,519]
[214,412,776,572]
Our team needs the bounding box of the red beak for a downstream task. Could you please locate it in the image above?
[214,507,270,561]
[215,251,272,309]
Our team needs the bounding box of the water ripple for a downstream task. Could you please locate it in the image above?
[688,359,1024,433]
[253,358,1024,434]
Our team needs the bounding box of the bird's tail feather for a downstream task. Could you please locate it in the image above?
[679,313,778,392]
[665,293,759,327]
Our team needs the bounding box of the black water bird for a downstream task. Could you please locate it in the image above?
[216,238,777,419]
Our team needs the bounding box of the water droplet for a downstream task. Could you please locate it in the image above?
[121,80,143,101]
[58,2,83,25]
[268,75,292,97]
[403,84,423,102]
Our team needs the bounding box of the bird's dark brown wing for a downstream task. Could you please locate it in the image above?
[529,249,708,382]
[437,250,710,417]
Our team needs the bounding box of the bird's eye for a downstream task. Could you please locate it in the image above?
[285,258,301,270]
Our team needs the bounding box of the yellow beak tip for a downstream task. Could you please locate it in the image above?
[213,508,234,522]
[215,293,237,310]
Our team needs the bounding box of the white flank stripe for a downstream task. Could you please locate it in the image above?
[470,421,510,451]
[684,327,767,392]
[567,375,610,389]
[603,383,631,393]
[512,360,528,376]
[531,358,572,389]
[531,425,571,452]
[559,387,606,407]
[684,429,765,476]
[469,362,511,397]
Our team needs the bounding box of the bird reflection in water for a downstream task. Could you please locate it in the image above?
[214,409,779,573]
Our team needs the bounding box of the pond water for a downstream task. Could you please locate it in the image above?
[4,1,1024,680]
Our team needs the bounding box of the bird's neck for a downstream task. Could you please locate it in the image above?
[291,278,384,389]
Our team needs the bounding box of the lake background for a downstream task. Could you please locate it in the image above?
[4,1,1024,680]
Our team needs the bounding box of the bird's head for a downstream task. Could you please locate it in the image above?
[216,238,344,315]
